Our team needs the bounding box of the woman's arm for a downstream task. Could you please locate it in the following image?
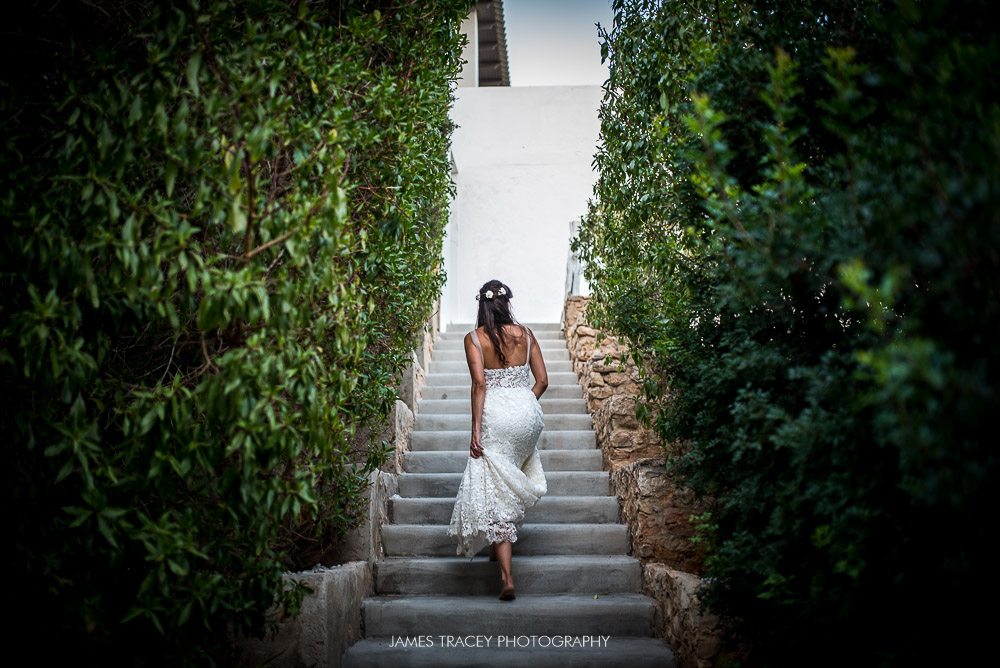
[527,328,548,400]
[465,332,486,458]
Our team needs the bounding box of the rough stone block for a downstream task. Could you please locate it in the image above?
[587,385,614,401]
[611,412,639,430]
[609,429,634,449]
[642,564,723,668]
[605,371,630,386]
[574,337,599,362]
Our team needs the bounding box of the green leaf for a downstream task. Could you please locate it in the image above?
[97,516,119,549]
[186,52,202,95]
[165,161,178,197]
[229,197,247,233]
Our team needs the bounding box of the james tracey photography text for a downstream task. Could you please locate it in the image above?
[389,635,612,648]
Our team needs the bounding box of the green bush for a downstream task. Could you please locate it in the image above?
[575,0,998,664]
[0,0,467,663]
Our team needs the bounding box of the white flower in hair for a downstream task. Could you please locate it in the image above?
[485,289,494,299]
[498,287,506,296]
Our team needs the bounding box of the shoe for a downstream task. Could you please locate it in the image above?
[499,584,516,601]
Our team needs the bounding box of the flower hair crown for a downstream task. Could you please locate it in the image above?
[476,286,507,301]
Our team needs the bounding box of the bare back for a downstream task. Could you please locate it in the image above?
[475,324,530,369]
[466,323,548,397]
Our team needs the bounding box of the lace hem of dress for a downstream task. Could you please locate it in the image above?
[449,515,522,558]
[487,520,518,544]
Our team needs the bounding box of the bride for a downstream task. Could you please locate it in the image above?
[447,279,549,601]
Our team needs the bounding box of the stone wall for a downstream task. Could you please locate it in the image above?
[332,298,436,562]
[235,442,405,667]
[595,395,663,470]
[611,460,705,573]
[236,307,437,666]
[324,460,403,565]
[398,297,441,413]
[644,564,724,668]
[563,296,661,468]
[563,295,720,668]
[238,561,373,668]
[564,295,636,415]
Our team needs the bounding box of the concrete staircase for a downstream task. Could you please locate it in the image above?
[343,323,677,667]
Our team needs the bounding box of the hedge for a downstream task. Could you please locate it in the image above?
[575,0,998,664]
[0,0,468,663]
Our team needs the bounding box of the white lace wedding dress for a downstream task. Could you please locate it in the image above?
[447,325,547,558]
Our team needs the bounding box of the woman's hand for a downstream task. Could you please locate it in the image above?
[470,432,484,458]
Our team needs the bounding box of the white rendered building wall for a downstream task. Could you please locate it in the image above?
[456,11,478,87]
[442,85,601,330]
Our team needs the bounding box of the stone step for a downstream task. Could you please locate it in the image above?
[420,384,582,400]
[423,371,578,388]
[415,412,591,431]
[432,349,572,362]
[410,430,596,451]
[430,360,574,373]
[434,327,566,344]
[383,523,628,557]
[391,494,619,524]
[360,593,654,636]
[433,339,567,351]
[403,449,602,474]
[436,339,569,348]
[344,636,676,668]
[375,555,640,595]
[437,330,565,341]
[398,471,609,497]
[417,398,587,415]
[446,322,564,332]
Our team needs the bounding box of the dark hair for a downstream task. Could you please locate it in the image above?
[475,279,519,367]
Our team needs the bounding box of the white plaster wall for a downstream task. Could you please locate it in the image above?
[456,11,478,87]
[442,85,601,330]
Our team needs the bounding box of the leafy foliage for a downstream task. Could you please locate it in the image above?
[0,0,467,663]
[575,0,999,664]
